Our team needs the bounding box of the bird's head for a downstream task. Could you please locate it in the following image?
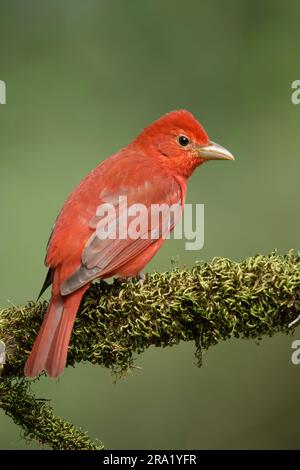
[134,109,234,178]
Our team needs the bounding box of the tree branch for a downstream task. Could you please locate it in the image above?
[0,379,103,450]
[0,252,300,449]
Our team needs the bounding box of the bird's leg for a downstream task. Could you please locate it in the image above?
[137,272,146,285]
[115,276,127,285]
[115,273,145,286]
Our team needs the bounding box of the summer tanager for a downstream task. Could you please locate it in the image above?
[24,110,234,378]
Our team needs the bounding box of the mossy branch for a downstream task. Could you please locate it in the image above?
[0,379,103,450]
[1,252,300,450]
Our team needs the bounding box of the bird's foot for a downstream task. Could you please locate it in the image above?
[137,272,146,286]
[115,273,145,286]
[115,276,126,285]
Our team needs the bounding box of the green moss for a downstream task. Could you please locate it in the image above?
[0,252,300,449]
[0,379,103,450]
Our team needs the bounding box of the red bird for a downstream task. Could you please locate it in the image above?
[24,110,234,378]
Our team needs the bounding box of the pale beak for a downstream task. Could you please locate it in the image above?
[195,141,235,161]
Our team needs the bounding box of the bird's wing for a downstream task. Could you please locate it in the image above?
[60,177,182,295]
[55,157,183,295]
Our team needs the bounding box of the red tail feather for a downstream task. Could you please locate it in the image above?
[24,284,88,379]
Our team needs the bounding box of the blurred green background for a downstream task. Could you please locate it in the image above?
[1,0,300,450]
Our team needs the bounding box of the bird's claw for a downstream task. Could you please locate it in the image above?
[138,273,146,285]
[115,273,145,286]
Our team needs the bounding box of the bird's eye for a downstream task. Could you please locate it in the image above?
[178,135,190,147]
